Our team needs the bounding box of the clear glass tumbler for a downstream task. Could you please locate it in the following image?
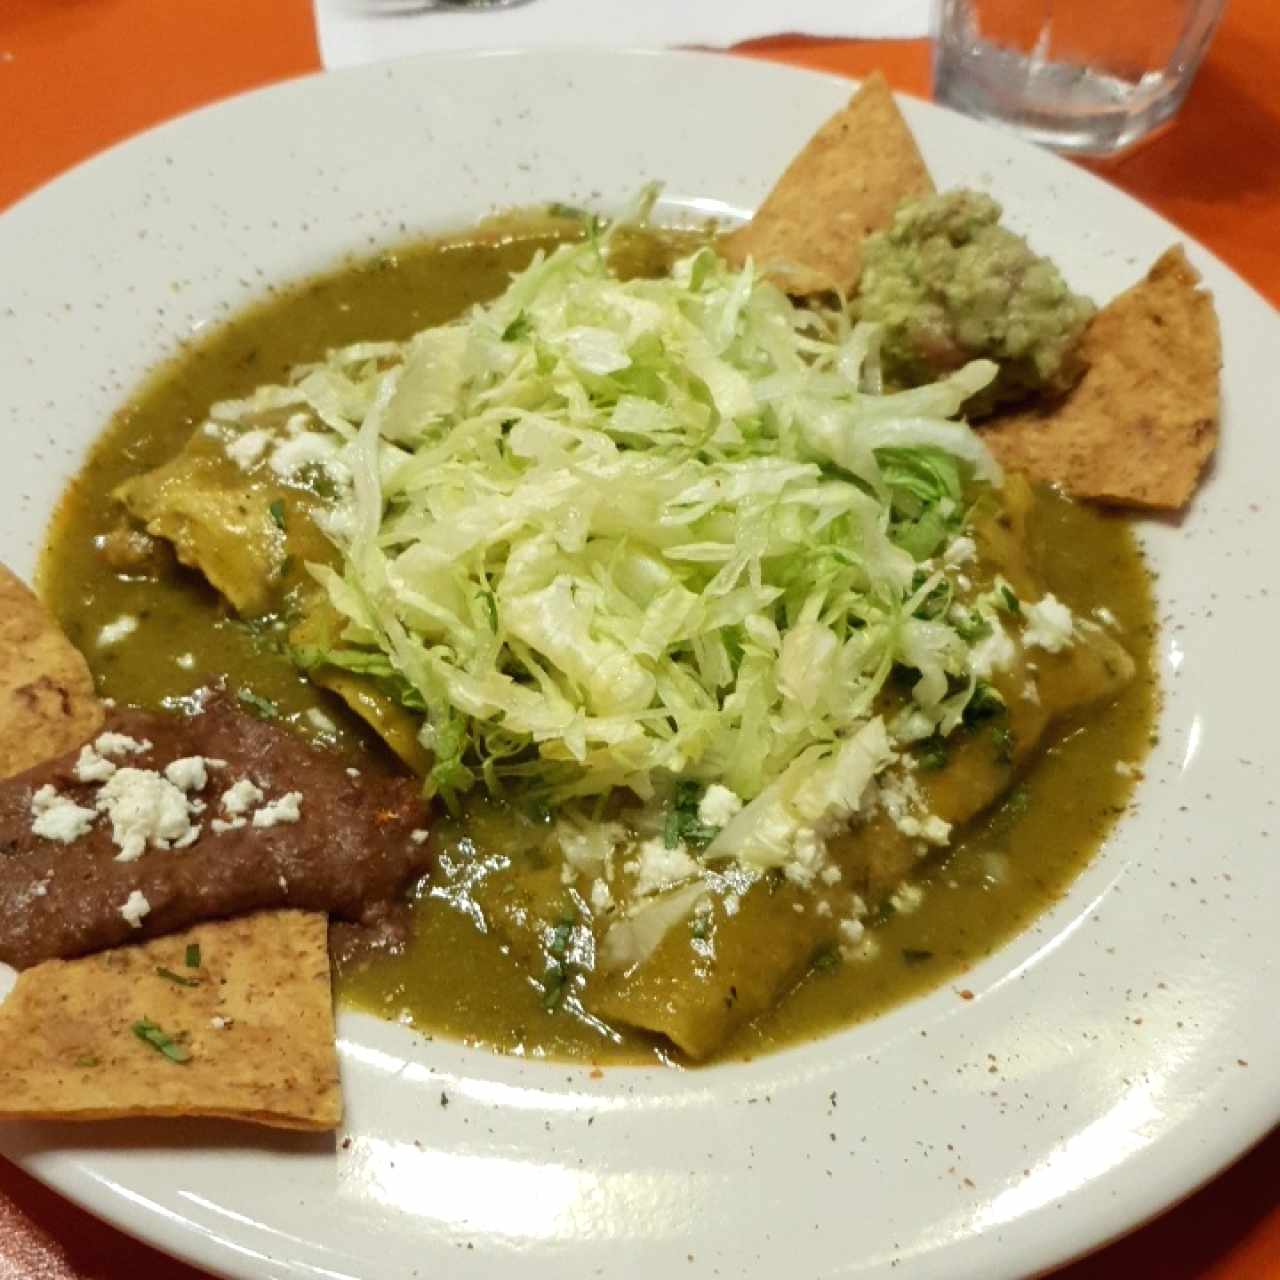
[932,0,1228,156]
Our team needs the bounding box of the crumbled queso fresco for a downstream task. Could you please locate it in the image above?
[211,410,352,492]
[28,731,304,863]
[251,791,303,829]
[1022,593,1076,653]
[97,615,138,648]
[119,888,151,929]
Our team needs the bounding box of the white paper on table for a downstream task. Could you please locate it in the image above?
[315,0,933,70]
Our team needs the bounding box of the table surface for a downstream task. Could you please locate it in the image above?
[0,2,1276,1277]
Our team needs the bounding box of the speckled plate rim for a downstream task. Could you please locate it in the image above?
[0,47,1277,1280]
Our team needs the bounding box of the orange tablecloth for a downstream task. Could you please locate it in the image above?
[0,3,1276,1277]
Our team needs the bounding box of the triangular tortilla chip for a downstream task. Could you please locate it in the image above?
[0,564,103,778]
[979,246,1220,509]
[0,911,341,1131]
[719,71,933,295]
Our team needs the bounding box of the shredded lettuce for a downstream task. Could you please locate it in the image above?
[209,192,1003,809]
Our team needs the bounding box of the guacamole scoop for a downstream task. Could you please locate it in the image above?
[858,190,1094,414]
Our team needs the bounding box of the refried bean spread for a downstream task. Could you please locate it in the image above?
[0,690,431,968]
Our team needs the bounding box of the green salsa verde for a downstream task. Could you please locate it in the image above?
[39,220,1158,1067]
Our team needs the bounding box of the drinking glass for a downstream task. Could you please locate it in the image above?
[932,0,1228,156]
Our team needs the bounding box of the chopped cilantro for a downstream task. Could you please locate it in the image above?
[155,966,200,988]
[991,724,1015,764]
[236,688,280,720]
[917,735,949,772]
[664,779,719,849]
[690,914,712,941]
[546,201,588,220]
[74,1054,99,1069]
[547,915,575,960]
[902,948,935,966]
[541,965,569,1011]
[872,899,897,927]
[1000,585,1022,616]
[185,942,201,969]
[811,945,842,975]
[132,1018,191,1064]
[268,498,287,531]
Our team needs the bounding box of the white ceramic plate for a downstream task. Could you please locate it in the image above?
[0,48,1277,1280]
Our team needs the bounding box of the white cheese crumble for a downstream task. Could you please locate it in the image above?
[819,864,842,886]
[210,1016,230,1030]
[97,615,138,647]
[119,889,151,928]
[556,818,626,879]
[943,535,977,567]
[970,616,1017,678]
[877,771,952,849]
[306,707,338,735]
[409,829,430,845]
[225,428,272,470]
[697,784,743,828]
[175,652,196,670]
[890,882,925,914]
[631,837,701,898]
[838,918,865,948]
[784,826,829,887]
[220,778,264,817]
[1093,606,1118,628]
[30,785,97,844]
[173,824,202,849]
[163,756,211,793]
[251,791,303,828]
[94,732,152,758]
[312,503,358,543]
[211,817,246,834]
[895,813,952,847]
[268,432,350,486]
[1114,760,1139,777]
[1022,594,1076,654]
[590,878,613,913]
[97,768,198,862]
[73,744,117,783]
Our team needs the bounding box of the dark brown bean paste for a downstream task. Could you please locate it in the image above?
[0,692,430,968]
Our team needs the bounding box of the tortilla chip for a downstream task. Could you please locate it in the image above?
[979,246,1220,509]
[0,911,341,1131]
[0,564,104,779]
[719,72,933,295]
